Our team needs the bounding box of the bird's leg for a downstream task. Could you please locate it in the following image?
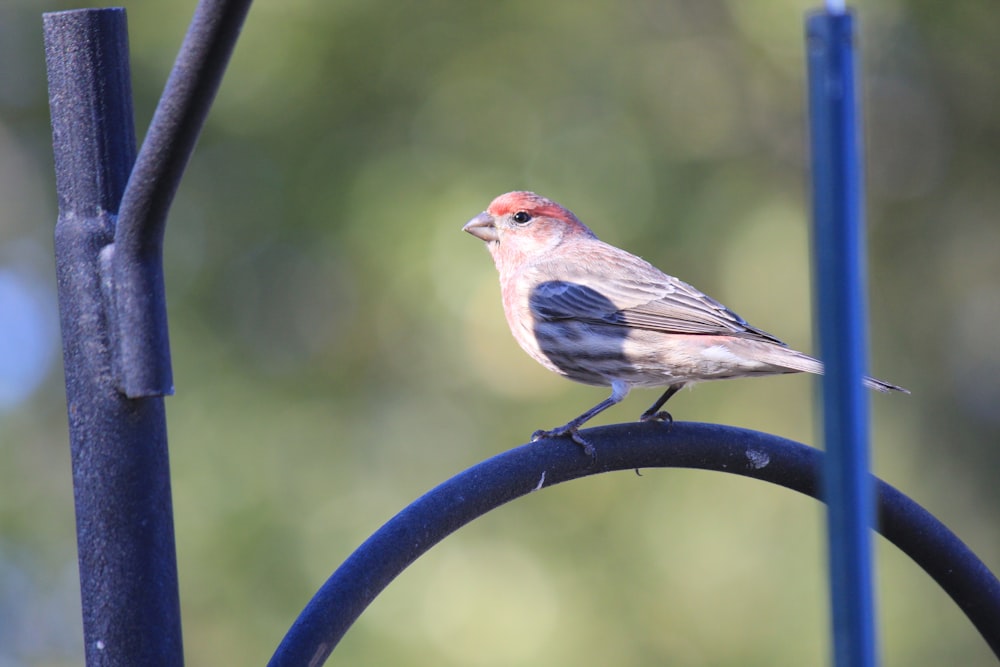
[532,381,630,458]
[639,383,685,423]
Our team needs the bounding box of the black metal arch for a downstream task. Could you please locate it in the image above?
[268,421,1000,666]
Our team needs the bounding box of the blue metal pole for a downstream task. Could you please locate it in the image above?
[44,2,253,663]
[806,8,877,667]
[43,10,184,665]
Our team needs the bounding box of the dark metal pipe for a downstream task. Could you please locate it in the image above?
[43,9,183,665]
[111,0,253,397]
[269,422,1000,666]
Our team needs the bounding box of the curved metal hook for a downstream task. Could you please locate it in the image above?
[268,422,1000,665]
[110,0,253,397]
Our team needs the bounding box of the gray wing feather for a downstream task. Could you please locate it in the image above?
[528,246,787,346]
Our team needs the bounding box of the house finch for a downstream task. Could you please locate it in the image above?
[463,190,907,455]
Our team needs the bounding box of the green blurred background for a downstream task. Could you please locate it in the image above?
[2,0,998,664]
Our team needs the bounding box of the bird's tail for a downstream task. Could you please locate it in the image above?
[756,345,909,394]
[861,375,909,394]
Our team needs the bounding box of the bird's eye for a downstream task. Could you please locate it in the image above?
[512,211,532,224]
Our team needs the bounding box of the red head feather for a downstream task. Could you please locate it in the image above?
[487,191,582,224]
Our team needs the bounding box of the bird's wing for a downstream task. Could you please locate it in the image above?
[615,283,786,345]
[527,246,786,345]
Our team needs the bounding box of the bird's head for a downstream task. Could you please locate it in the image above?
[463,191,596,268]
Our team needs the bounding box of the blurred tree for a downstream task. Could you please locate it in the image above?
[0,0,997,665]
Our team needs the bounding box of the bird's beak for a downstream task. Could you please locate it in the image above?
[463,211,498,242]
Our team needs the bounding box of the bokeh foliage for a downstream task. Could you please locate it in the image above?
[1,0,998,665]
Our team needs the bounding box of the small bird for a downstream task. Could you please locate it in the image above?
[463,191,907,455]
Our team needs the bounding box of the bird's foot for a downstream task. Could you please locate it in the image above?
[532,425,596,460]
[639,409,673,425]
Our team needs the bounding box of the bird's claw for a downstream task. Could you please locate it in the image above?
[639,410,674,425]
[532,426,596,460]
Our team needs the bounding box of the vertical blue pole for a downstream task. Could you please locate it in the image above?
[44,10,184,666]
[806,8,877,667]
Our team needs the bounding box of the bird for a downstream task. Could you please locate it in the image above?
[463,190,907,456]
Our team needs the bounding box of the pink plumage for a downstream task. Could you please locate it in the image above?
[464,191,906,454]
